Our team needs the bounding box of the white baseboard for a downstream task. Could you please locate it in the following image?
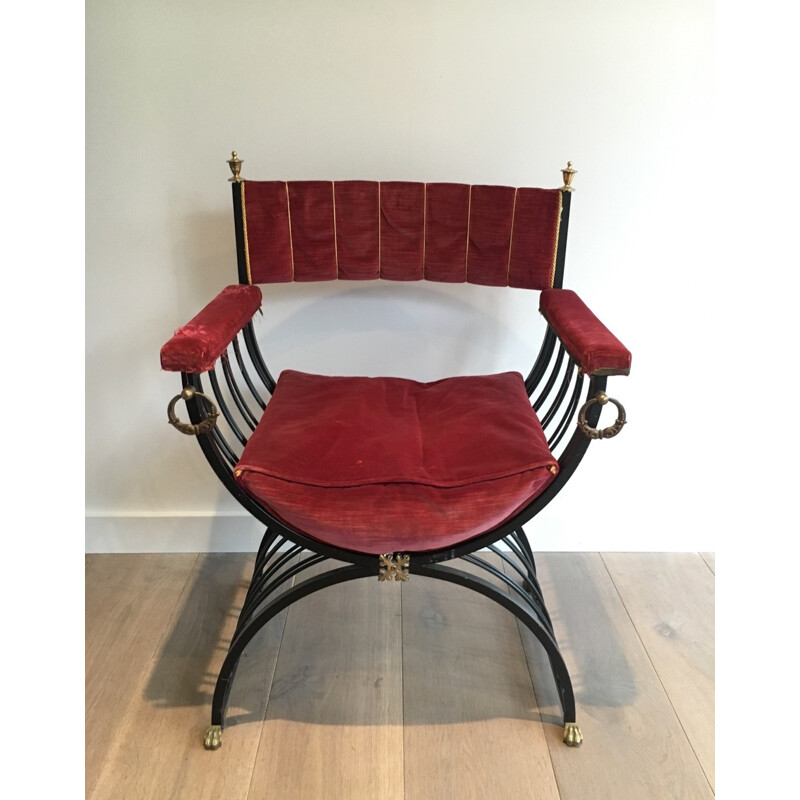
[84,514,528,554]
[85,514,712,554]
[85,514,266,553]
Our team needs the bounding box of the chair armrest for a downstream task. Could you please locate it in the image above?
[160,284,263,373]
[539,289,631,376]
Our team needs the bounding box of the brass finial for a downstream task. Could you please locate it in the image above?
[227,151,243,182]
[560,161,577,192]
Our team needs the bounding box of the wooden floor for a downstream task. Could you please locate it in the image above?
[86,551,715,799]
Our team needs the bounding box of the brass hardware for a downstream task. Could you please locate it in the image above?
[378,553,410,582]
[560,161,577,192]
[241,181,252,284]
[549,465,558,474]
[563,722,583,747]
[167,387,220,436]
[227,151,243,182]
[577,392,626,440]
[234,469,243,478]
[548,190,564,288]
[204,724,222,750]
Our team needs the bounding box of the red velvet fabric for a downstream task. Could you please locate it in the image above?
[234,370,558,554]
[508,189,563,289]
[242,182,293,283]
[160,285,262,373]
[424,183,470,282]
[539,289,632,375]
[335,181,380,280]
[289,181,338,281]
[466,185,516,286]
[380,182,425,280]
[242,180,562,289]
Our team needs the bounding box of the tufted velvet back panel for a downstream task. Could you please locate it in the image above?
[238,181,564,289]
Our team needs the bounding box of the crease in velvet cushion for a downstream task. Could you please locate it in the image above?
[234,370,558,554]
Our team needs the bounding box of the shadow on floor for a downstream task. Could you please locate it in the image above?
[517,552,638,726]
[144,547,636,731]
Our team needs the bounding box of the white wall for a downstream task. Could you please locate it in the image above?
[86,0,715,552]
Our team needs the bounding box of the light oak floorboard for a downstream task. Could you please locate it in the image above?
[700,552,715,574]
[508,552,714,800]
[90,554,290,800]
[87,553,716,799]
[403,556,560,800]
[248,564,403,800]
[85,553,197,798]
[602,552,715,789]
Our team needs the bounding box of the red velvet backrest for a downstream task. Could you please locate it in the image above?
[239,181,563,290]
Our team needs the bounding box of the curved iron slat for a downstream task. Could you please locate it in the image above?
[257,553,328,601]
[461,553,554,634]
[241,544,305,620]
[486,542,546,622]
[498,537,550,619]
[182,373,238,470]
[232,336,267,411]
[221,351,260,431]
[236,554,328,633]
[242,321,277,394]
[525,327,557,397]
[257,536,289,576]
[487,543,530,586]
[259,544,304,587]
[502,534,536,578]
[548,371,585,451]
[540,358,575,430]
[255,527,279,569]
[494,536,553,629]
[213,563,375,726]
[511,528,537,575]
[245,536,289,608]
[533,343,565,412]
[414,562,576,723]
[210,423,240,468]
[208,366,249,447]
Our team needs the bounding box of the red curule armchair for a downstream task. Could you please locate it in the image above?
[161,153,631,752]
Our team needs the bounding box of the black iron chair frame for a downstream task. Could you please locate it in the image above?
[169,178,624,752]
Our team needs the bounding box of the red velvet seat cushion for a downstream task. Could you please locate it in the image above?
[234,370,558,554]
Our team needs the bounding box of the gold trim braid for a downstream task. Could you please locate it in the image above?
[465,185,473,282]
[285,181,295,280]
[549,191,563,288]
[241,182,252,285]
[506,187,518,285]
[332,181,339,278]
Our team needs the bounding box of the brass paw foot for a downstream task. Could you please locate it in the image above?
[563,722,583,747]
[204,724,222,750]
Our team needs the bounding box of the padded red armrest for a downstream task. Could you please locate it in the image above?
[160,284,263,373]
[539,289,631,376]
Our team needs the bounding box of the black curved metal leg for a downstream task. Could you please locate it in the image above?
[205,558,373,749]
[415,560,582,746]
[205,536,582,750]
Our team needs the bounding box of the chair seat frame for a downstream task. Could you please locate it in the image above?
[167,160,627,752]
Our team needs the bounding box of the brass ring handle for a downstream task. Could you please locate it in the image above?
[167,387,220,436]
[577,392,626,440]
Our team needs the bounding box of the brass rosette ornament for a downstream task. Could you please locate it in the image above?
[577,392,626,440]
[167,386,220,435]
[378,553,410,582]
